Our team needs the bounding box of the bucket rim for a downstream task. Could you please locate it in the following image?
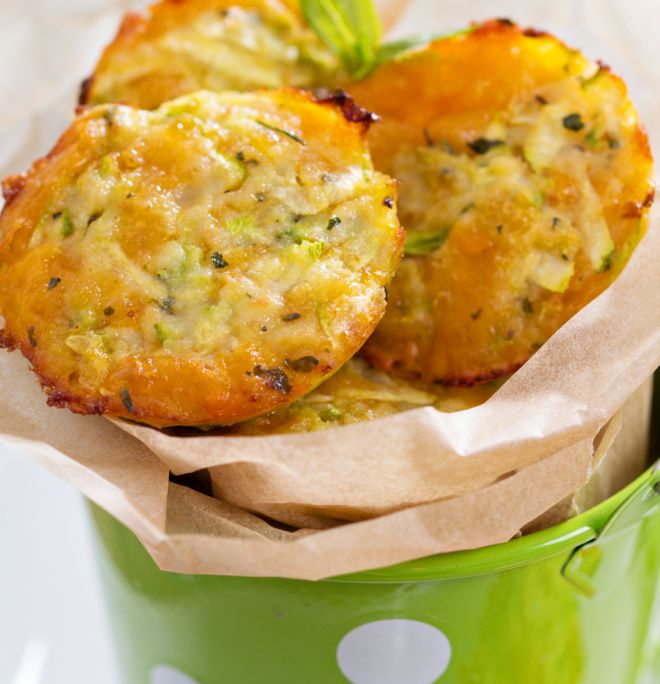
[328,460,660,584]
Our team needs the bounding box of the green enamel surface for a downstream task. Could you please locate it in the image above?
[89,484,660,683]
[88,464,660,684]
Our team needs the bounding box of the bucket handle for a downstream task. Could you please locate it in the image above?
[561,461,660,597]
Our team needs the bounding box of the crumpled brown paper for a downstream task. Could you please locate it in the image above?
[523,377,652,533]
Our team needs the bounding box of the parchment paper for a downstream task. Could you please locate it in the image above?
[523,377,652,533]
[0,0,659,579]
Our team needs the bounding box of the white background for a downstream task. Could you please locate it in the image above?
[0,1,658,682]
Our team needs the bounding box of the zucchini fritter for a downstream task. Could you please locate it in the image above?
[350,20,655,386]
[223,358,497,435]
[81,0,341,109]
[0,90,402,427]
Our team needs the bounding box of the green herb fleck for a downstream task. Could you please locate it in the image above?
[405,228,450,256]
[562,113,585,132]
[320,406,343,422]
[282,312,302,322]
[423,128,434,146]
[256,120,305,145]
[100,335,113,354]
[308,240,325,259]
[102,108,116,126]
[327,216,342,230]
[236,151,245,162]
[87,212,103,226]
[225,216,253,236]
[154,323,167,346]
[316,302,333,339]
[596,250,616,273]
[165,101,196,119]
[282,226,305,244]
[120,388,135,414]
[48,277,61,290]
[60,209,74,237]
[160,297,175,314]
[441,140,457,155]
[468,138,504,155]
[585,128,600,147]
[253,365,291,394]
[533,191,545,209]
[211,252,229,269]
[99,155,116,176]
[27,326,37,348]
[286,356,320,373]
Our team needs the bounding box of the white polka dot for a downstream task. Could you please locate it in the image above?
[336,619,451,684]
[150,664,200,684]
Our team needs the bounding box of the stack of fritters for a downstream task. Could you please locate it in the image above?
[0,5,653,432]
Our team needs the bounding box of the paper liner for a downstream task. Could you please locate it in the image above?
[524,377,652,532]
[144,436,596,579]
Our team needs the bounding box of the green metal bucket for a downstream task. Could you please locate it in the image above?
[89,458,660,684]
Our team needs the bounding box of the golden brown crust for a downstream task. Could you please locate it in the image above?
[351,19,655,386]
[0,90,402,426]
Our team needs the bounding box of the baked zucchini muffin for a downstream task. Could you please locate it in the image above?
[223,357,497,435]
[0,90,402,426]
[350,19,654,385]
[81,0,341,109]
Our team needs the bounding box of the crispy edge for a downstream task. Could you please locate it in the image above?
[315,89,379,129]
